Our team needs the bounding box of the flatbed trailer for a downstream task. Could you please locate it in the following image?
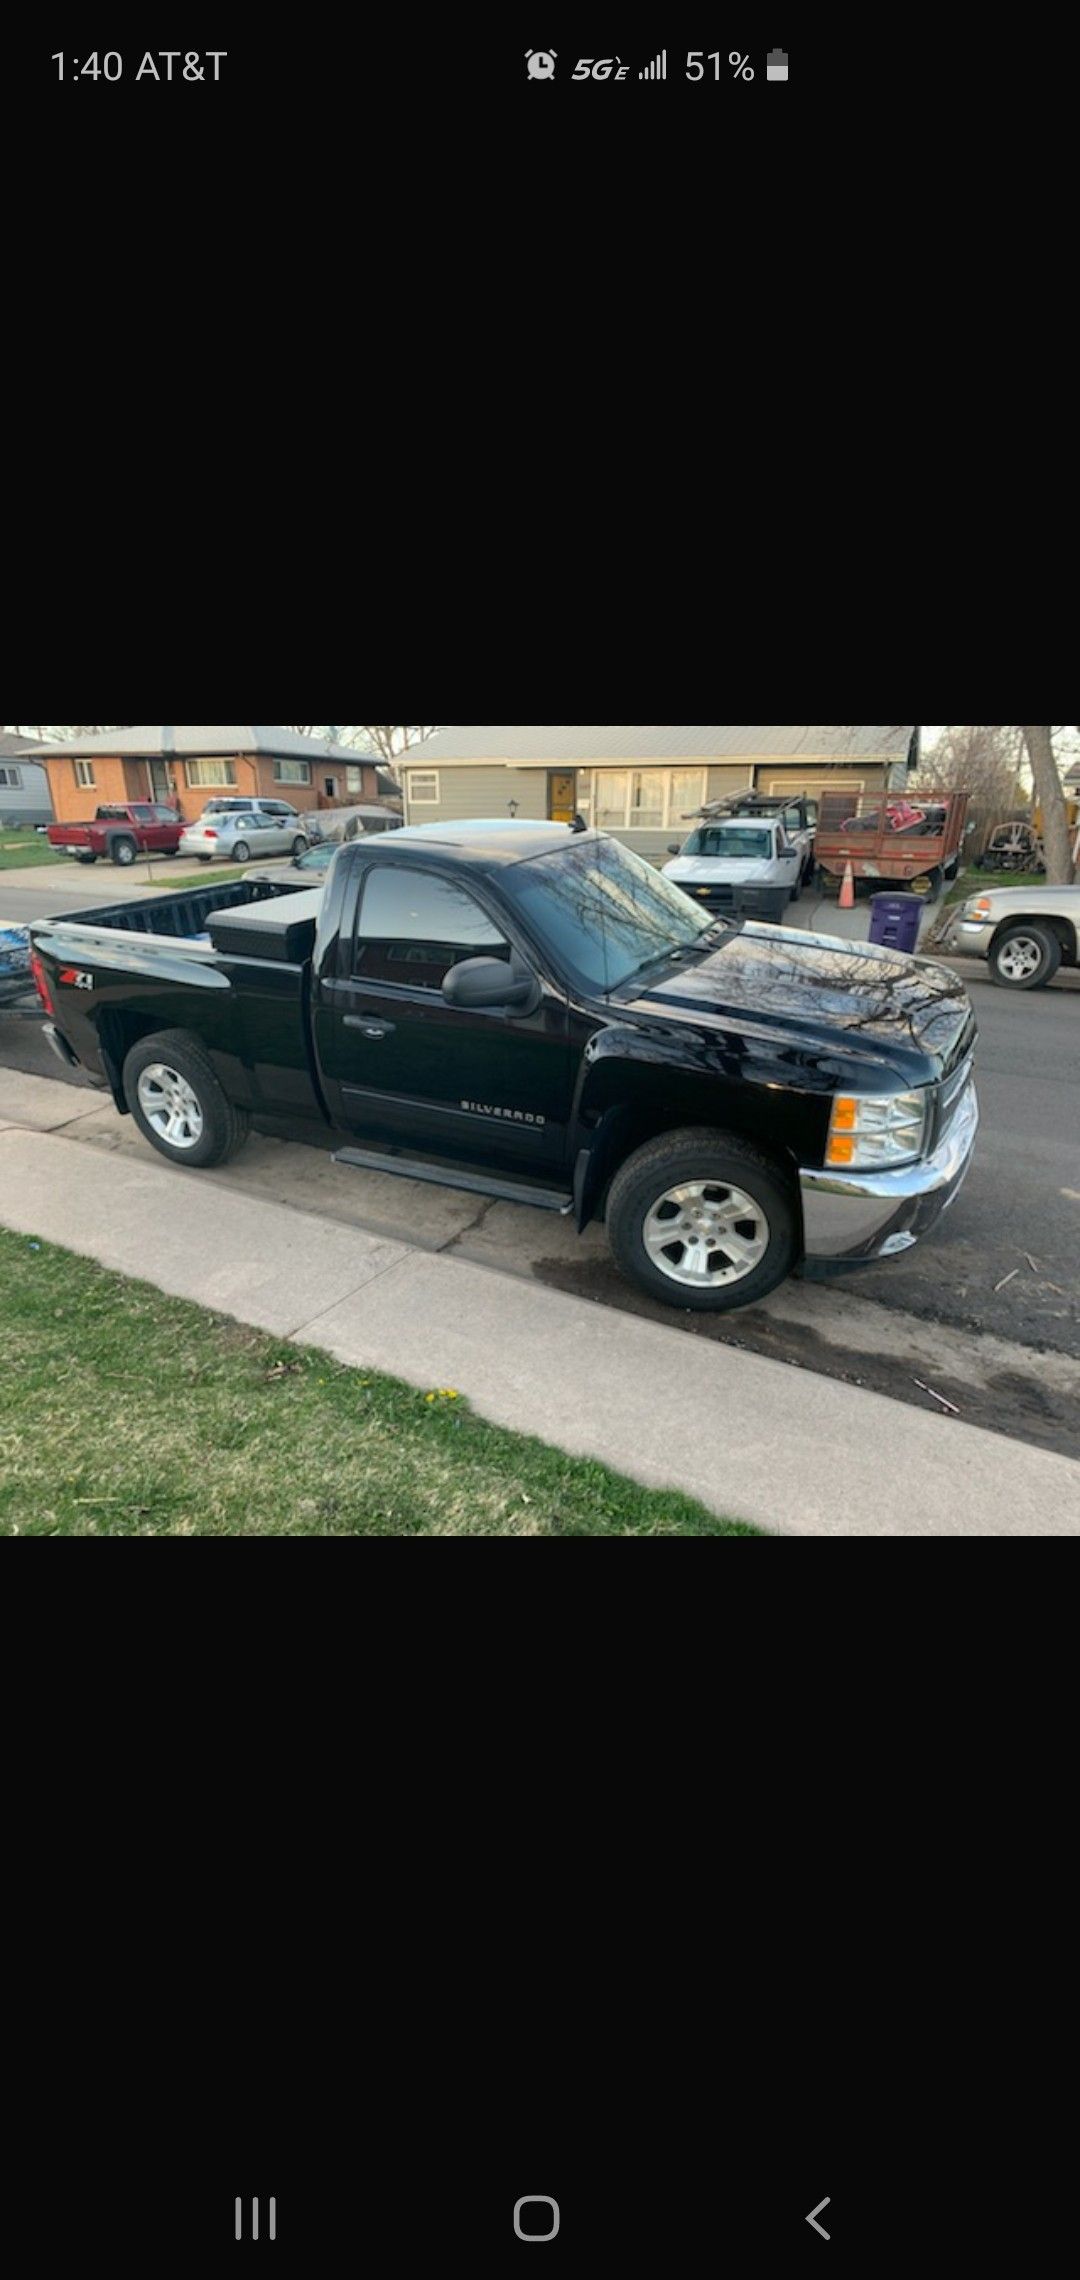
[814,790,970,898]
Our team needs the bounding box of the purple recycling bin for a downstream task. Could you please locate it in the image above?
[869,894,923,953]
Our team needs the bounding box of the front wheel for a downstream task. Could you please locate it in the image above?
[291,835,308,858]
[989,923,1061,990]
[232,841,252,864]
[123,1030,252,1168]
[605,1128,798,1313]
[76,855,98,866]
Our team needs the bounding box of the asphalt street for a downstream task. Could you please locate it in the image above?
[3,863,1078,1462]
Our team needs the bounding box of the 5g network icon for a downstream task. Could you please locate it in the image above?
[525,50,557,79]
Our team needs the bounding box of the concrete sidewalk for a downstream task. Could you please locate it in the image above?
[1,1094,1077,1536]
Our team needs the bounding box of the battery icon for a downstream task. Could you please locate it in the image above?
[766,48,788,79]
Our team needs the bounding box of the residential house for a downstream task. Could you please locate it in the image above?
[0,732,54,827]
[32,726,395,828]
[397,726,921,863]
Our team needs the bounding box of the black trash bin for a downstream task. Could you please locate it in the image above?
[868,894,922,953]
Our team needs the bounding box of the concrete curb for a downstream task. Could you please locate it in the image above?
[1,1112,1078,1537]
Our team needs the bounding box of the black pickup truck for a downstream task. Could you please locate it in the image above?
[28,825,979,1314]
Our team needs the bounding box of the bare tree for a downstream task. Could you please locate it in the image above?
[912,726,1023,858]
[1020,727,1076,884]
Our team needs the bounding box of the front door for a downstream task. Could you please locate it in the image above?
[547,771,577,825]
[314,861,573,1173]
[148,761,172,802]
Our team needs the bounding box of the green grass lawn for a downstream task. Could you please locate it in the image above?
[147,867,239,890]
[0,1230,757,1538]
[943,867,1044,908]
[0,838,69,871]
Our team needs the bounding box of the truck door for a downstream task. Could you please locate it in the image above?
[314,861,574,1173]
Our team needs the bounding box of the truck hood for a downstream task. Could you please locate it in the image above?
[627,922,976,1078]
[665,856,788,888]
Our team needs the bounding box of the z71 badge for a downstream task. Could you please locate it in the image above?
[58,968,95,992]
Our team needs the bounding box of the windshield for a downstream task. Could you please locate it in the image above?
[508,835,713,994]
[679,827,772,859]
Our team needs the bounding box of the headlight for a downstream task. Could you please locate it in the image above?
[963,897,993,920]
[826,1090,928,1169]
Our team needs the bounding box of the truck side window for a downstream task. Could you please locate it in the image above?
[354,866,509,993]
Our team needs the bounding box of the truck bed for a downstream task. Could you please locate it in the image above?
[46,876,304,943]
[31,879,327,1123]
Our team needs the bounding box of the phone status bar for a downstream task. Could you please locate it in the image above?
[524,50,789,84]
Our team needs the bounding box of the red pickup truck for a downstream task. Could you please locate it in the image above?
[47,804,187,868]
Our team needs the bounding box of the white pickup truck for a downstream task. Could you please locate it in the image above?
[946,882,1080,988]
[663,816,804,922]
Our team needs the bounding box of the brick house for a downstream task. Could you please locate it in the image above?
[398,725,920,865]
[33,726,394,829]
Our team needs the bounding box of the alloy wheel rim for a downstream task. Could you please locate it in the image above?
[999,935,1042,979]
[137,1064,205,1150]
[642,1179,770,1289]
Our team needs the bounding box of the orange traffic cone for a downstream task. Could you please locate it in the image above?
[839,862,856,910]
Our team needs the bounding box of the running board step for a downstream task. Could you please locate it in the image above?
[333,1147,575,1214]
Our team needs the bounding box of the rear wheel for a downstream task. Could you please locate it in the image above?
[989,923,1061,990]
[606,1128,798,1313]
[123,1030,252,1168]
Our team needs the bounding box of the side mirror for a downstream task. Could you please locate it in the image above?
[442,955,540,1016]
[667,844,681,857]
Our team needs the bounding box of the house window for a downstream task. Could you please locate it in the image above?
[408,771,439,805]
[629,771,665,829]
[75,760,97,789]
[186,759,238,788]
[347,767,364,794]
[582,768,709,831]
[273,761,312,786]
[595,771,630,830]
[0,767,23,788]
[669,769,709,826]
[324,778,338,800]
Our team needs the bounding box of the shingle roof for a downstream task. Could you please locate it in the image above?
[404,725,919,765]
[0,732,47,760]
[28,725,354,763]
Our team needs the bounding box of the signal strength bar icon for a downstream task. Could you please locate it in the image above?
[639,50,666,79]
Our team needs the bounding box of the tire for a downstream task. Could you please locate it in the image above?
[232,841,251,864]
[291,836,307,858]
[76,855,98,866]
[123,1030,252,1168]
[197,856,213,865]
[989,922,1061,990]
[111,838,137,868]
[605,1127,798,1313]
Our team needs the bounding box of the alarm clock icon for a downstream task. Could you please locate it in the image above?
[525,51,557,79]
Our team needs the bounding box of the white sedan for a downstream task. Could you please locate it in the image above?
[180,810,311,866]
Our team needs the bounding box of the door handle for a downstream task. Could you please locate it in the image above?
[344,1016,396,1039]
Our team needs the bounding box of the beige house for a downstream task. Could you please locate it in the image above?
[399,726,920,863]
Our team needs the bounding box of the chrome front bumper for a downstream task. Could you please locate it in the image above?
[799,1078,979,1263]
[945,918,994,958]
